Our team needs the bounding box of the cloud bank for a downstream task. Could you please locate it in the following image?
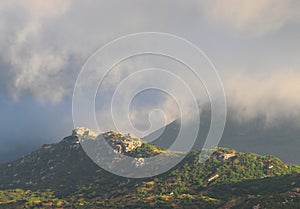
[225,70,300,124]
[0,0,299,131]
[0,1,73,102]
[200,0,300,37]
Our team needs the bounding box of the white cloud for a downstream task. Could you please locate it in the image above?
[0,0,72,102]
[200,0,300,37]
[224,69,300,124]
[0,0,299,127]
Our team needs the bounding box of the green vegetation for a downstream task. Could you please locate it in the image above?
[0,189,67,208]
[0,133,300,208]
[131,142,164,157]
[1,173,300,209]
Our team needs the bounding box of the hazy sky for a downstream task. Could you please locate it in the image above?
[0,0,300,161]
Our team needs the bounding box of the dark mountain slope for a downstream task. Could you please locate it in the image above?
[144,108,300,164]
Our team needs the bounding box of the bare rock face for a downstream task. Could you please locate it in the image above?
[103,131,142,154]
[212,149,236,162]
[218,153,236,161]
[72,128,143,158]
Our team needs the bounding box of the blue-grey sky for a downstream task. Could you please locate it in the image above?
[0,0,300,161]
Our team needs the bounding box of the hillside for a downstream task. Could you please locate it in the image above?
[0,129,299,208]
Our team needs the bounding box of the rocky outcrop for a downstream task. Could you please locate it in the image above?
[213,149,236,162]
[218,153,236,161]
[103,131,142,154]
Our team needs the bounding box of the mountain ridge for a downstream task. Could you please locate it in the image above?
[0,129,300,208]
[144,108,300,164]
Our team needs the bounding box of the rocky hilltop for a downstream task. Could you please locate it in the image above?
[72,128,144,155]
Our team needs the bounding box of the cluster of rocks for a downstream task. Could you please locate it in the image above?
[213,149,236,162]
[218,152,236,161]
[103,131,142,154]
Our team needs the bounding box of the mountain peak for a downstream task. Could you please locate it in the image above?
[71,128,146,155]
